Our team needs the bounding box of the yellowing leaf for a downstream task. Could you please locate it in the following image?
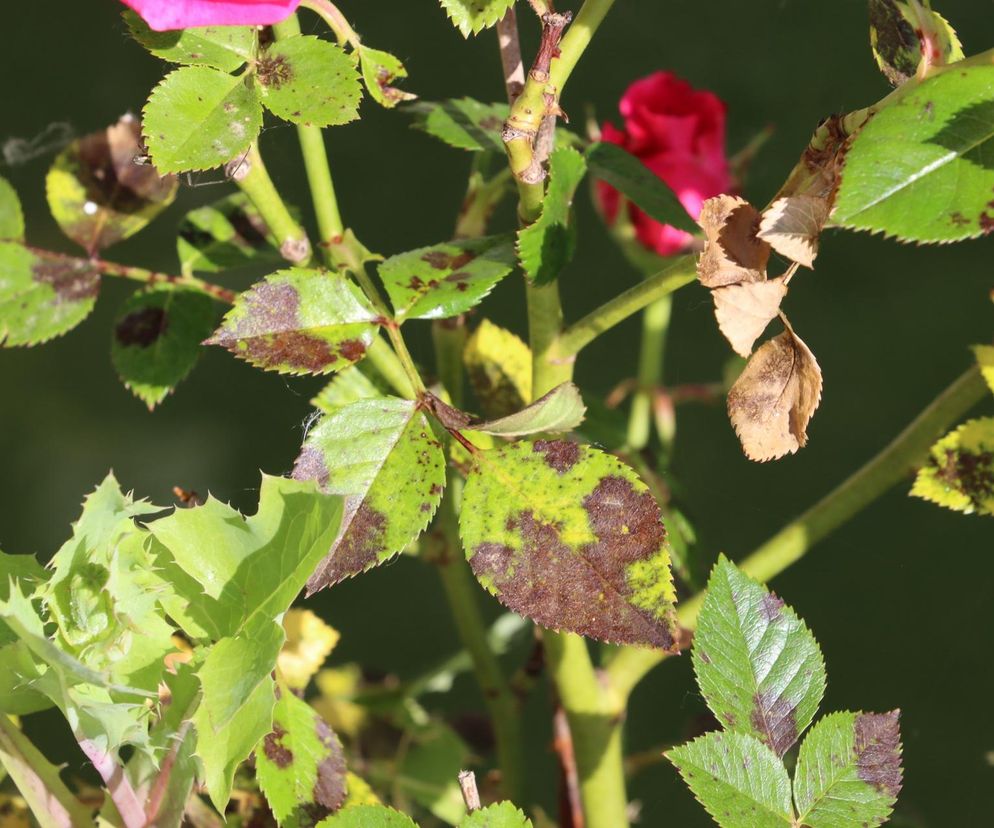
[911,417,994,516]
[464,319,532,419]
[727,329,823,462]
[697,195,770,289]
[712,277,788,358]
[278,609,340,690]
[312,665,367,739]
[757,195,830,269]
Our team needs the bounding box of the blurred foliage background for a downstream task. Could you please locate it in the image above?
[2,0,993,824]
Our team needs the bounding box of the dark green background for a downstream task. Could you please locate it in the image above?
[3,1,993,824]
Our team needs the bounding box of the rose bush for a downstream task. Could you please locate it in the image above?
[120,0,301,30]
[597,71,732,256]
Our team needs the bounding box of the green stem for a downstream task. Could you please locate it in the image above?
[607,364,989,700]
[299,0,362,48]
[627,294,672,452]
[235,143,312,265]
[548,0,617,91]
[557,255,697,358]
[367,337,416,400]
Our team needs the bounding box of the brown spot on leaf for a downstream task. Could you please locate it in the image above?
[305,501,388,593]
[422,249,477,270]
[749,691,799,757]
[262,724,293,767]
[115,306,168,348]
[292,445,331,488]
[698,196,771,289]
[950,211,970,227]
[533,440,580,473]
[32,258,100,303]
[937,447,994,501]
[855,710,903,797]
[338,338,366,362]
[312,714,347,811]
[760,592,785,622]
[257,53,294,89]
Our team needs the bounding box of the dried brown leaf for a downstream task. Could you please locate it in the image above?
[698,195,771,288]
[712,277,788,358]
[727,329,822,462]
[758,195,831,269]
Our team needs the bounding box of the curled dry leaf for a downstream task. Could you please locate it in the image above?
[758,195,831,269]
[712,276,788,358]
[727,329,823,462]
[697,195,771,288]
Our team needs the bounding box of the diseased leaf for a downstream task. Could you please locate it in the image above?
[397,724,468,824]
[666,731,794,828]
[868,0,963,86]
[256,690,347,825]
[460,440,677,648]
[0,175,25,241]
[833,66,994,243]
[758,195,830,269]
[0,244,99,347]
[698,195,771,288]
[123,9,256,72]
[518,147,588,285]
[464,319,532,419]
[111,288,216,409]
[380,234,517,321]
[278,609,340,690]
[359,46,416,108]
[587,141,699,234]
[293,398,446,591]
[693,557,826,757]
[312,364,391,415]
[794,710,903,828]
[317,805,418,828]
[142,65,263,173]
[206,269,380,376]
[911,417,994,516]
[461,801,533,827]
[973,344,994,395]
[46,116,177,254]
[439,0,516,37]
[410,98,509,153]
[257,36,361,127]
[177,192,284,275]
[712,277,788,358]
[468,382,586,436]
[727,328,823,462]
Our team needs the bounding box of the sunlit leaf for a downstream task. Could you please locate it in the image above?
[758,195,830,269]
[974,344,994,396]
[380,234,517,321]
[461,802,533,827]
[464,319,532,419]
[359,46,416,108]
[698,195,770,288]
[123,9,256,72]
[911,417,994,516]
[206,269,381,376]
[293,397,446,591]
[868,0,963,86]
[177,192,284,274]
[318,805,418,828]
[0,176,24,241]
[468,382,586,436]
[439,0,516,37]
[460,440,676,648]
[257,35,361,127]
[712,277,788,358]
[410,98,508,152]
[278,609,340,690]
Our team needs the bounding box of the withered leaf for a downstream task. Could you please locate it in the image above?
[712,277,788,358]
[698,195,771,288]
[758,195,831,269]
[727,329,823,462]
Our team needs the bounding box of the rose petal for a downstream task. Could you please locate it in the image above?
[120,0,302,31]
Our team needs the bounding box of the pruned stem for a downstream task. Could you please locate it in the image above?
[458,770,482,811]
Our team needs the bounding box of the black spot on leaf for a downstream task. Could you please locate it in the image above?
[115,306,168,348]
[855,710,903,797]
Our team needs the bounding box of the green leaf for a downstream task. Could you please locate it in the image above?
[0,642,51,715]
[111,289,216,409]
[397,724,468,824]
[517,147,587,285]
[974,344,994,396]
[0,244,100,347]
[460,440,676,647]
[868,0,963,86]
[692,557,826,757]
[318,805,419,828]
[177,192,284,275]
[468,382,586,437]
[794,710,903,828]
[439,0,516,37]
[666,731,794,828]
[379,234,517,321]
[256,691,347,825]
[257,35,361,127]
[833,66,994,243]
[312,364,391,415]
[464,319,531,419]
[359,46,416,108]
[0,175,24,241]
[410,99,508,152]
[293,397,446,591]
[910,417,994,515]
[586,142,699,234]
[123,9,256,72]
[206,269,380,376]
[142,65,263,173]
[461,802,533,827]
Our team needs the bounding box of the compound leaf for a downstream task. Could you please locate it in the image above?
[0,175,24,241]
[123,9,256,72]
[111,288,216,409]
[359,46,416,108]
[460,440,676,648]
[318,805,419,828]
[911,417,994,516]
[380,234,517,321]
[293,397,446,591]
[468,382,586,437]
[257,35,361,127]
[143,65,263,173]
[206,269,380,376]
[464,319,532,419]
[439,0,516,37]
[177,192,284,274]
[409,98,508,152]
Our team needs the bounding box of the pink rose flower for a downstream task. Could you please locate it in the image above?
[120,0,302,31]
[597,71,733,257]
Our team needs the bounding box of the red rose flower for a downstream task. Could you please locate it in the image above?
[597,71,733,256]
[120,0,302,31]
